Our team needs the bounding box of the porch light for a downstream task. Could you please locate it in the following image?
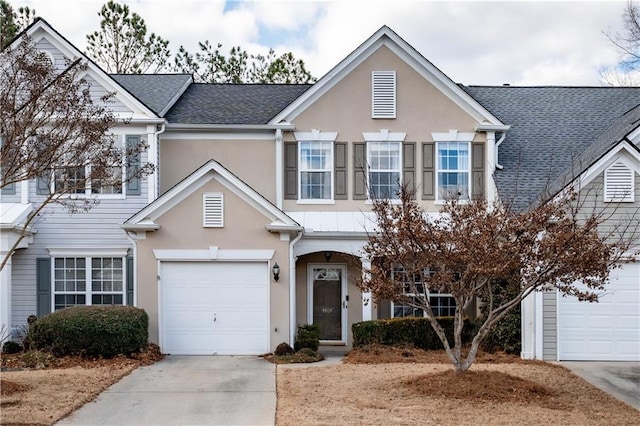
[272,263,280,282]
[324,251,332,262]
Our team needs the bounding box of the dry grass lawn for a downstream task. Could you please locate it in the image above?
[276,346,640,426]
[0,345,163,426]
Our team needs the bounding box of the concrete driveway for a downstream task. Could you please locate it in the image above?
[56,356,276,425]
[560,362,640,410]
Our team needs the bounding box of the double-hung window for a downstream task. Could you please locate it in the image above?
[299,141,333,200]
[53,256,125,310]
[437,142,470,200]
[368,141,401,199]
[391,266,456,318]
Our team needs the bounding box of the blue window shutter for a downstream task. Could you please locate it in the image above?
[37,258,51,317]
[126,135,141,196]
[1,182,16,195]
[126,256,134,305]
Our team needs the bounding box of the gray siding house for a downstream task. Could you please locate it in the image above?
[1,18,638,361]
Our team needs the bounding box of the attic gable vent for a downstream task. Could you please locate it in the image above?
[604,161,634,202]
[203,193,224,227]
[372,71,396,119]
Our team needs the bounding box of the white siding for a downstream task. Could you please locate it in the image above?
[34,38,69,71]
[84,75,132,114]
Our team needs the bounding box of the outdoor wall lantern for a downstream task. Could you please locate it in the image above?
[272,263,280,282]
[324,251,332,262]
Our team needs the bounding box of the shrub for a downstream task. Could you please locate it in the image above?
[351,317,476,350]
[294,324,320,352]
[478,279,521,355]
[274,342,295,356]
[31,305,148,358]
[2,340,22,354]
[296,347,318,357]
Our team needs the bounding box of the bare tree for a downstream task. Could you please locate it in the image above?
[601,0,640,86]
[0,36,151,270]
[358,185,639,373]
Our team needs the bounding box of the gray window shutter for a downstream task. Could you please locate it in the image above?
[36,174,50,195]
[37,257,51,317]
[403,142,415,196]
[1,182,16,195]
[472,142,484,199]
[353,142,366,200]
[334,142,347,200]
[126,135,141,196]
[284,141,297,200]
[126,256,134,306]
[422,142,435,200]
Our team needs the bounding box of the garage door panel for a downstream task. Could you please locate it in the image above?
[559,263,639,361]
[161,261,269,355]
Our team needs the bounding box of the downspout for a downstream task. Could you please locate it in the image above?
[275,129,283,209]
[495,131,506,170]
[149,122,166,203]
[289,229,303,345]
[124,231,138,307]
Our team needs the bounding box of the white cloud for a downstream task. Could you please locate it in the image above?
[12,0,629,85]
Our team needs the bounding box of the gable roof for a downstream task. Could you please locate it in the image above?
[463,85,640,210]
[164,84,311,125]
[270,25,504,126]
[14,18,162,122]
[123,158,300,230]
[110,74,192,116]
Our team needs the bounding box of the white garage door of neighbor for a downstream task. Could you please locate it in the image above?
[161,261,269,355]
[558,262,640,361]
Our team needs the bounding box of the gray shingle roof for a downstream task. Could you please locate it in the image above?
[164,84,311,125]
[110,74,192,116]
[463,86,640,210]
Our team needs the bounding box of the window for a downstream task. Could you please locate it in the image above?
[437,142,470,200]
[299,141,333,200]
[604,161,635,202]
[368,141,401,199]
[53,256,125,310]
[391,266,456,318]
[372,71,396,118]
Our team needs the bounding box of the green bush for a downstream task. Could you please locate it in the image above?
[31,306,148,358]
[352,317,476,350]
[478,279,521,355]
[294,324,320,352]
[2,340,22,354]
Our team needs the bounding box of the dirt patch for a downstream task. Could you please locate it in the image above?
[277,355,640,425]
[0,344,163,426]
[344,344,530,364]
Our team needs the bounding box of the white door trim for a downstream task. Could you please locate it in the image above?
[306,263,347,343]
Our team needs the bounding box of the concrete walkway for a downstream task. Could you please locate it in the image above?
[560,361,640,410]
[56,356,276,425]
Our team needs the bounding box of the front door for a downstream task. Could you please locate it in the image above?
[308,264,346,342]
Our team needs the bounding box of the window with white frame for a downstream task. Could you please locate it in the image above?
[437,142,470,200]
[368,141,401,199]
[391,266,456,318]
[53,256,125,310]
[299,141,333,200]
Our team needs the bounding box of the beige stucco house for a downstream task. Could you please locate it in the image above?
[2,19,638,360]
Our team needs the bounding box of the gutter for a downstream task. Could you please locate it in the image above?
[165,123,296,131]
[474,123,510,170]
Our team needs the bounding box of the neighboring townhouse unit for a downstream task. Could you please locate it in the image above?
[1,19,638,361]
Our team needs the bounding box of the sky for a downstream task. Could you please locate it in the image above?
[11,0,631,86]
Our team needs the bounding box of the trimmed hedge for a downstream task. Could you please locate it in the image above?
[294,323,320,352]
[31,305,148,358]
[352,317,476,350]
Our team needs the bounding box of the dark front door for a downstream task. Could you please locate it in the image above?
[311,266,344,341]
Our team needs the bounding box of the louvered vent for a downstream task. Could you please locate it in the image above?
[203,193,224,227]
[372,71,396,118]
[604,161,634,202]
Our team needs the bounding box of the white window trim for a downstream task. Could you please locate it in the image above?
[363,130,406,202]
[45,135,129,200]
[295,130,338,202]
[51,254,127,311]
[390,267,456,318]
[434,141,472,203]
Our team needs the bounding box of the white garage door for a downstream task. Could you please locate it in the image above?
[161,261,269,355]
[558,262,640,361]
